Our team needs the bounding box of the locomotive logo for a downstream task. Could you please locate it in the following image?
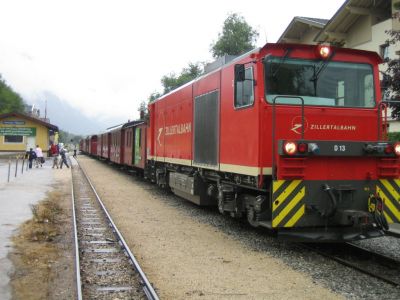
[157,128,163,146]
[157,122,192,146]
[291,116,357,134]
[291,116,309,134]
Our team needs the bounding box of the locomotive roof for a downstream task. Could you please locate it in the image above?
[260,43,383,64]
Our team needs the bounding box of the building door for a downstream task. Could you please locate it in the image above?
[26,136,36,151]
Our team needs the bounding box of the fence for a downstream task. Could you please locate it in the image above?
[1,153,34,183]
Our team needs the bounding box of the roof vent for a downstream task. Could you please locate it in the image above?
[204,55,237,74]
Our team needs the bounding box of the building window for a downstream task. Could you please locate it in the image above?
[4,135,24,143]
[234,67,254,108]
[380,43,389,60]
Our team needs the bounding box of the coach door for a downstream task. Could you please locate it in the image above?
[134,127,142,166]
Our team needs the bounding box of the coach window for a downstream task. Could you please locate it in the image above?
[234,67,254,108]
[4,135,23,143]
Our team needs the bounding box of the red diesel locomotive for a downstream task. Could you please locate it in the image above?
[84,43,400,242]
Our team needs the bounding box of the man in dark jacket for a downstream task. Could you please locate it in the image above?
[27,148,36,169]
[59,148,70,169]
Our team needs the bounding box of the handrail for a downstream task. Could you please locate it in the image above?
[378,100,400,141]
[271,96,305,180]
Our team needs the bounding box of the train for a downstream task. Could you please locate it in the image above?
[80,42,400,242]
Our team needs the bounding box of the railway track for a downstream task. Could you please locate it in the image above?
[385,229,400,239]
[71,157,159,299]
[302,242,400,287]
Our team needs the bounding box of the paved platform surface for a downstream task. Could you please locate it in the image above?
[0,158,56,300]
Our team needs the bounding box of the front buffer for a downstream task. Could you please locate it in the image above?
[271,140,400,242]
[271,179,400,241]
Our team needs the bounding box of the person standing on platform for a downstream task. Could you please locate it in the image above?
[35,145,44,168]
[27,148,36,169]
[59,147,70,169]
[51,143,60,169]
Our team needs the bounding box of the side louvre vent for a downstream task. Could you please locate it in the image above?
[194,90,219,166]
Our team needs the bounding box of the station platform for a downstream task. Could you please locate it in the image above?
[0,158,57,300]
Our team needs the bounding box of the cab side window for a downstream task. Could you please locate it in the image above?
[234,67,254,108]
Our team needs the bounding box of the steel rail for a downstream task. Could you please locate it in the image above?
[78,161,159,300]
[71,164,83,300]
[301,242,400,287]
[385,230,400,239]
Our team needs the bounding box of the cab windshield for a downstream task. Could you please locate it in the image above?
[264,57,375,108]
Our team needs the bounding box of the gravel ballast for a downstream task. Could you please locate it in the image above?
[79,156,400,299]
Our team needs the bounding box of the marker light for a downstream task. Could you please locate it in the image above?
[297,142,308,154]
[394,142,400,156]
[317,45,331,59]
[284,141,297,155]
[384,144,394,154]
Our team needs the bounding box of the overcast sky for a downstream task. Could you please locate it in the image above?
[0,0,344,123]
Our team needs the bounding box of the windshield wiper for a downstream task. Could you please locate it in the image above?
[272,48,292,78]
[310,50,335,95]
[310,50,335,82]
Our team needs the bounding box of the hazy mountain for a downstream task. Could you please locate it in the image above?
[28,92,123,135]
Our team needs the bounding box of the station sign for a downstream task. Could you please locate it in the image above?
[2,120,26,125]
[0,127,36,136]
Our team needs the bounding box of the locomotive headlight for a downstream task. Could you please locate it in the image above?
[394,142,400,156]
[283,141,297,155]
[316,45,331,59]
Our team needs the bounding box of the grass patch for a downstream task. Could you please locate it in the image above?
[26,192,63,242]
[10,190,66,299]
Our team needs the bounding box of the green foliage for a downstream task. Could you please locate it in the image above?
[58,129,83,144]
[148,91,162,102]
[161,62,203,94]
[0,75,25,114]
[210,13,259,58]
[382,14,400,119]
[388,132,400,142]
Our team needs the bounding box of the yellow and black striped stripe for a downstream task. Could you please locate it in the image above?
[272,180,306,228]
[376,179,400,224]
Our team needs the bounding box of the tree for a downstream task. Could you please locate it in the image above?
[0,75,25,114]
[383,12,400,119]
[138,100,148,120]
[148,91,162,102]
[161,62,203,94]
[58,129,83,144]
[210,13,259,58]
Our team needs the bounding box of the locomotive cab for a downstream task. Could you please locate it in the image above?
[256,44,400,241]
